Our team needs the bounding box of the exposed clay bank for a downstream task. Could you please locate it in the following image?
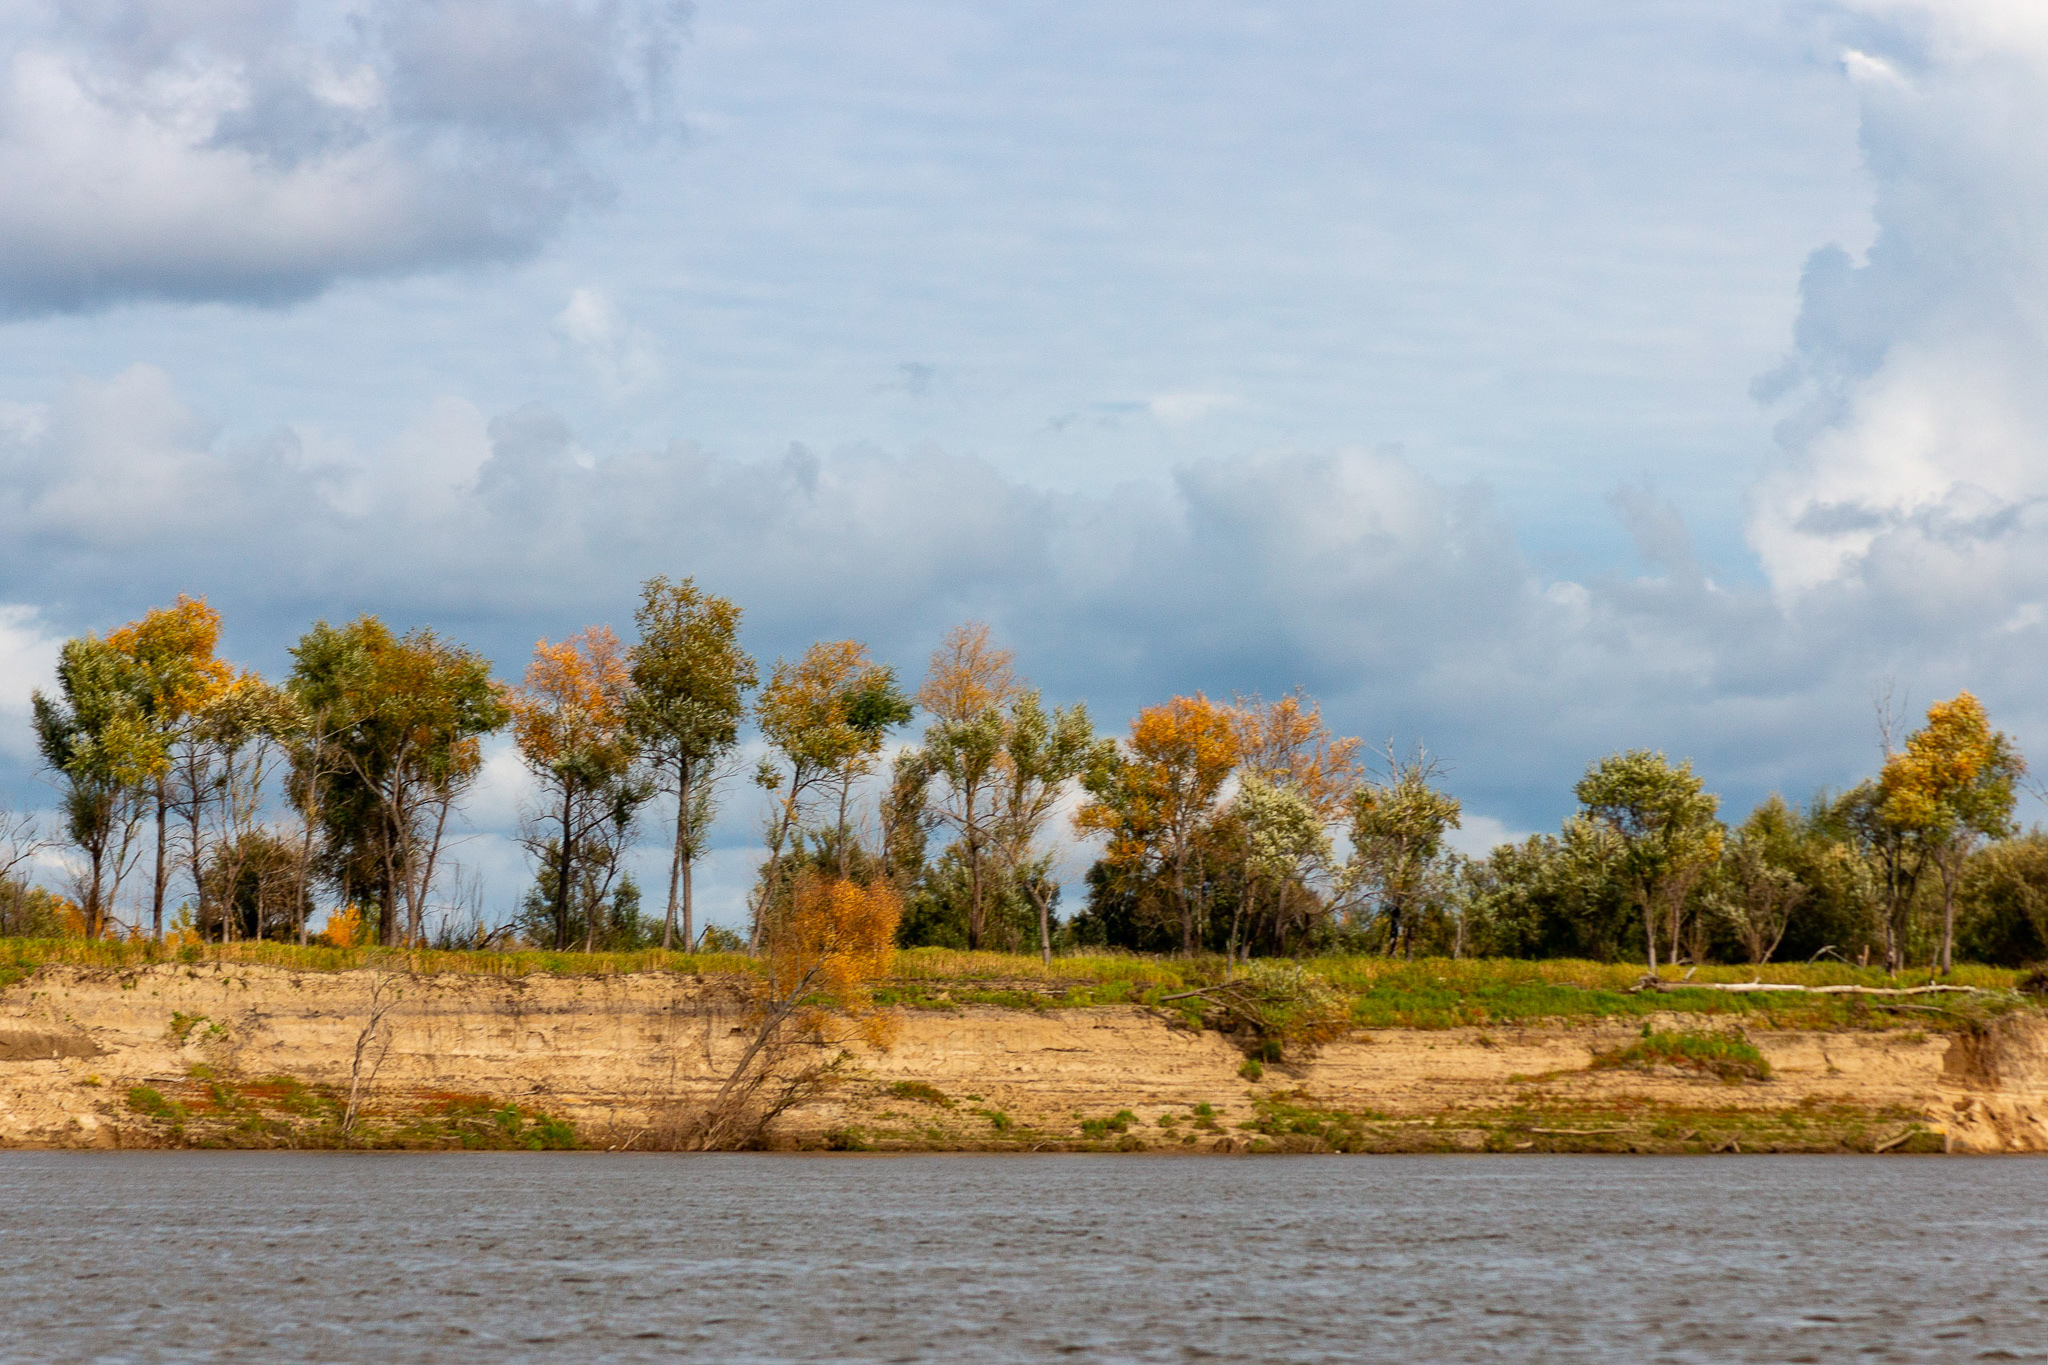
[5,963,2048,1153]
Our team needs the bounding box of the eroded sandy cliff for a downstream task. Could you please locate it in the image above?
[4,963,2044,1152]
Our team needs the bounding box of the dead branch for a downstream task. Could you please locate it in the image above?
[342,971,401,1136]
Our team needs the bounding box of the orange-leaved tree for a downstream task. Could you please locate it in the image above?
[1877,692,2024,972]
[692,870,901,1148]
[1077,693,1240,955]
[510,626,647,950]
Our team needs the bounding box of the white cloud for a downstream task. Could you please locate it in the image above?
[0,0,685,315]
[1755,3,2048,608]
[1148,392,1238,427]
[555,287,662,395]
[1444,814,1535,860]
[0,605,63,763]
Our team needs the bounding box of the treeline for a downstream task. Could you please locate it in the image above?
[2,584,2042,972]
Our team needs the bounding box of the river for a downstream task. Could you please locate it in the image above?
[4,1152,2045,1362]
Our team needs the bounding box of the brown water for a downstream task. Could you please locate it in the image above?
[4,1152,2046,1363]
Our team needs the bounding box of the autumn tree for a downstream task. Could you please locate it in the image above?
[32,635,156,936]
[105,595,232,940]
[1875,692,2023,972]
[628,577,757,951]
[290,618,508,945]
[911,623,1022,951]
[1574,750,1723,972]
[750,640,911,943]
[510,626,646,951]
[1234,690,1365,823]
[689,870,901,1149]
[1078,693,1240,955]
[1347,750,1463,957]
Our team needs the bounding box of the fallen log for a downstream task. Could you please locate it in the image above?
[1628,975,1997,998]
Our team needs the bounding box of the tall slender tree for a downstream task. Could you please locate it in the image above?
[627,577,756,951]
[915,624,1022,951]
[32,636,156,937]
[992,692,1107,963]
[750,640,910,944]
[105,595,231,940]
[510,626,644,951]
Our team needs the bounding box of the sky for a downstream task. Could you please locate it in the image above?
[4,0,2047,928]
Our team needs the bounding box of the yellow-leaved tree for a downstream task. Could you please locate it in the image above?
[1077,693,1240,956]
[690,870,901,1149]
[1877,692,2024,972]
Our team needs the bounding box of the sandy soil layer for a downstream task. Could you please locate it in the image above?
[3,964,2044,1152]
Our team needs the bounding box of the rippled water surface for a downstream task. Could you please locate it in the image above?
[5,1152,2048,1362]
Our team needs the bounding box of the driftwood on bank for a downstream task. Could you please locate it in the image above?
[1627,974,1999,999]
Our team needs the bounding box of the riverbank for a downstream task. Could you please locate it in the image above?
[2,949,2042,1153]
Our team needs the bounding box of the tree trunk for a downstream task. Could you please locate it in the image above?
[554,780,577,952]
[1643,889,1659,973]
[152,784,168,941]
[663,757,687,952]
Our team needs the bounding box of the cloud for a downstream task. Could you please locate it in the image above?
[556,287,662,395]
[0,0,686,315]
[1754,2,2048,606]
[1148,392,1238,427]
[0,606,63,764]
[1,364,2025,840]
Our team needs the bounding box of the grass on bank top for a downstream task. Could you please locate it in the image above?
[0,938,2028,1027]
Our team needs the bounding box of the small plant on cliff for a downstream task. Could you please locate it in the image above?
[1593,1030,1771,1082]
[127,1085,186,1124]
[1079,1109,1137,1137]
[887,1080,954,1108]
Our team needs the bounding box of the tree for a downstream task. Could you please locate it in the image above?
[32,635,157,937]
[993,692,1109,963]
[750,640,911,944]
[510,626,646,951]
[1709,797,1806,965]
[628,577,757,951]
[1347,751,1463,957]
[1232,776,1330,964]
[290,618,509,945]
[1077,694,1240,956]
[1574,750,1723,972]
[182,674,300,942]
[1233,690,1365,822]
[913,623,1022,952]
[689,871,901,1149]
[104,595,232,940]
[1878,692,2023,973]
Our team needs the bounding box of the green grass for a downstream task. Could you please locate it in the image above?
[0,939,2030,1031]
[1592,1030,1772,1081]
[885,1080,954,1108]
